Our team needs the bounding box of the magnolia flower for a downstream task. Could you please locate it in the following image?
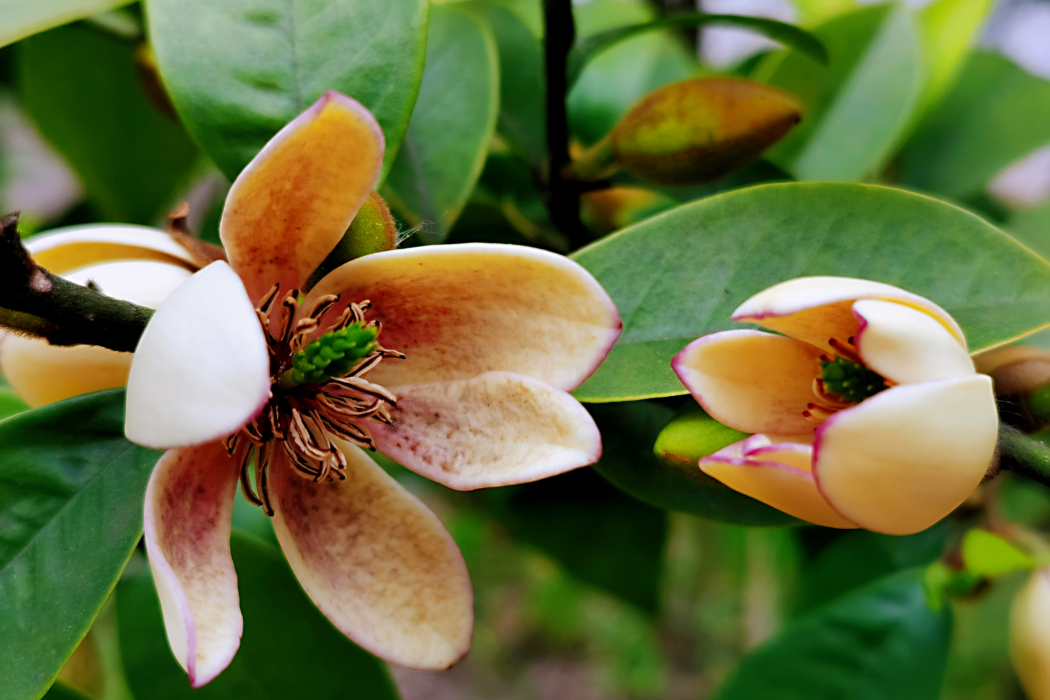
[1012,569,1050,700]
[0,226,198,406]
[672,277,998,535]
[124,92,621,685]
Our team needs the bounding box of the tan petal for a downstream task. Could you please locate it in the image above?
[304,244,621,391]
[732,276,965,356]
[1011,570,1050,700]
[672,330,824,435]
[220,92,384,304]
[370,371,601,490]
[26,224,197,274]
[270,443,473,670]
[144,442,242,687]
[813,376,998,535]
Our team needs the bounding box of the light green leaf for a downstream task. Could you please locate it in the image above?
[716,569,952,700]
[571,182,1050,402]
[899,51,1050,199]
[18,23,200,224]
[145,0,429,181]
[117,533,400,699]
[755,2,921,181]
[384,5,499,244]
[0,0,132,49]
[0,390,160,700]
[961,529,1034,578]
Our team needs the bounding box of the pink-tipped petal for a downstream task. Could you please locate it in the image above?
[220,92,385,304]
[732,276,965,355]
[304,244,622,392]
[813,375,998,535]
[672,330,825,435]
[125,262,270,449]
[370,371,602,490]
[26,224,198,274]
[270,444,473,670]
[144,442,242,687]
[852,300,974,384]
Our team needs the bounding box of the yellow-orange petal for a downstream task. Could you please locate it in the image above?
[144,442,242,688]
[370,371,601,490]
[270,443,473,670]
[26,224,198,274]
[1011,570,1050,700]
[220,91,384,305]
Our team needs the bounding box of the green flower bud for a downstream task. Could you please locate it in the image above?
[305,192,398,289]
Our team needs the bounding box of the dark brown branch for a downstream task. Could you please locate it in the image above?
[0,213,153,352]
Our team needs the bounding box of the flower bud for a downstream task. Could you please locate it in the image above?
[581,186,675,234]
[653,407,748,478]
[305,192,398,289]
[975,346,1050,430]
[1012,570,1050,700]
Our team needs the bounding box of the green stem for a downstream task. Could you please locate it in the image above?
[996,424,1050,488]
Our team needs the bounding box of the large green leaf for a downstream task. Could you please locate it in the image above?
[146,0,428,181]
[0,390,159,700]
[754,2,921,181]
[589,402,796,526]
[899,51,1050,199]
[0,388,29,421]
[716,569,952,700]
[384,5,499,244]
[571,182,1050,402]
[0,0,132,49]
[118,533,399,700]
[18,23,200,224]
[1009,200,1050,260]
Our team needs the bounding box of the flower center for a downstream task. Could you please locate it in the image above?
[802,336,888,424]
[222,284,405,515]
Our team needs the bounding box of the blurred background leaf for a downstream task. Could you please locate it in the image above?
[0,0,133,49]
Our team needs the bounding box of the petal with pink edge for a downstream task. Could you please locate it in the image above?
[144,442,242,687]
[814,375,998,536]
[26,224,198,274]
[732,276,965,355]
[853,299,975,384]
[304,243,621,392]
[370,371,601,490]
[672,330,824,435]
[701,438,856,529]
[270,443,473,670]
[125,262,270,449]
[220,92,384,304]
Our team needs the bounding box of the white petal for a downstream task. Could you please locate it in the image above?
[26,224,197,274]
[125,262,271,449]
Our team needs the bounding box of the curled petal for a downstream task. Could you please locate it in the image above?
[813,375,998,535]
[270,444,473,670]
[370,371,601,490]
[1011,570,1050,700]
[26,224,197,274]
[125,262,270,449]
[732,276,965,356]
[220,91,384,304]
[144,442,242,687]
[672,330,824,435]
[304,244,621,391]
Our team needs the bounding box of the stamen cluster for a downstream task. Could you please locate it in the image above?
[802,336,888,423]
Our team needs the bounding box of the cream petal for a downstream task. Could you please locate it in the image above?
[1011,570,1050,700]
[303,243,621,392]
[220,92,384,305]
[732,276,965,356]
[144,442,242,688]
[852,299,975,384]
[701,437,857,529]
[813,375,998,535]
[270,443,473,670]
[26,224,197,274]
[672,330,824,435]
[125,262,271,449]
[370,371,601,490]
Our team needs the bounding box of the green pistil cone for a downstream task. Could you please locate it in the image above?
[281,323,378,388]
[820,357,886,404]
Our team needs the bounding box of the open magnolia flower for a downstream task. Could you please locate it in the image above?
[0,225,199,406]
[124,91,621,686]
[672,277,998,535]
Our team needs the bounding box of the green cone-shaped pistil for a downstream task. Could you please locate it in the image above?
[820,356,886,404]
[278,323,378,389]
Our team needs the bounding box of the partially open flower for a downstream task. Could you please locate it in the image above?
[0,225,199,406]
[672,277,998,535]
[124,92,621,685]
[1012,568,1050,700]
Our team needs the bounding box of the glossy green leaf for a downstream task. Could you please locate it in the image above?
[1009,200,1050,260]
[117,533,399,700]
[0,390,159,700]
[590,402,795,526]
[568,12,827,87]
[716,569,952,700]
[899,51,1050,199]
[960,529,1034,578]
[571,182,1050,401]
[146,0,428,180]
[0,0,132,49]
[384,5,499,244]
[18,23,200,223]
[755,3,921,181]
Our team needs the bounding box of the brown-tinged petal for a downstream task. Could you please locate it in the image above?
[26,224,198,274]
